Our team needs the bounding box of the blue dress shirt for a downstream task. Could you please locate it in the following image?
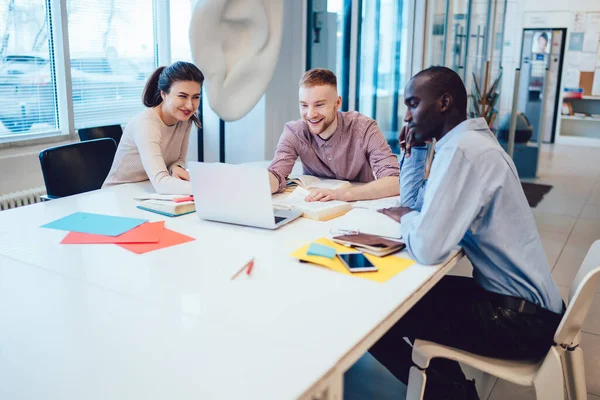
[400,118,563,313]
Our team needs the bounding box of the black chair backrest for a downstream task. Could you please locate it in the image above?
[78,124,123,146]
[39,138,117,198]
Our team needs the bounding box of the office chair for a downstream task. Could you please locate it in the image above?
[407,240,600,400]
[78,124,123,146]
[38,138,117,199]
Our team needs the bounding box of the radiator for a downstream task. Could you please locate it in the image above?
[0,186,47,211]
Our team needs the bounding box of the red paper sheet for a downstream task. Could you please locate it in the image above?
[61,221,165,244]
[118,228,195,254]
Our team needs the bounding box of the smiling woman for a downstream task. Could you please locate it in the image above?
[102,61,204,195]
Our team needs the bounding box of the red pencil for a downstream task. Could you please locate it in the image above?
[230,258,255,280]
[246,259,255,275]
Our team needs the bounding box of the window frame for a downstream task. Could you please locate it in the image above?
[0,0,165,147]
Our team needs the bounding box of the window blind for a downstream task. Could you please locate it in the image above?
[0,0,59,137]
[67,0,155,130]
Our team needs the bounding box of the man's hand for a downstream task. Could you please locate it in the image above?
[305,188,348,202]
[171,165,190,181]
[399,125,426,158]
[377,206,413,223]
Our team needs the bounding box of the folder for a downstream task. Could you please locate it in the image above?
[290,238,415,283]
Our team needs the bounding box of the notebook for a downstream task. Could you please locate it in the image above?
[329,208,402,239]
[331,233,405,257]
[286,175,351,191]
[137,199,196,217]
[273,187,352,221]
[290,238,415,283]
[134,194,194,203]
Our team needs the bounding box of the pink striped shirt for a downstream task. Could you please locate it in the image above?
[268,111,400,193]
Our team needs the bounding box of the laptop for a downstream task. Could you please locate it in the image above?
[189,162,302,229]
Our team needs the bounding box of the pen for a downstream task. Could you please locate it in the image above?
[230,258,255,280]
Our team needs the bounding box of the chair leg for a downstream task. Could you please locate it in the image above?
[563,346,587,400]
[533,347,565,400]
[407,366,426,400]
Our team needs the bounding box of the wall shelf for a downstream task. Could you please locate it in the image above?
[558,93,600,145]
[564,96,600,101]
[561,116,600,122]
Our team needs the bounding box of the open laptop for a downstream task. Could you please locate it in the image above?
[189,162,302,229]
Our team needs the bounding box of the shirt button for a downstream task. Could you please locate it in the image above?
[328,158,332,161]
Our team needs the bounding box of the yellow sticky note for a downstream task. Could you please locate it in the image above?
[290,238,416,283]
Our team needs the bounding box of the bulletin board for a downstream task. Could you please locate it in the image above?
[564,12,600,95]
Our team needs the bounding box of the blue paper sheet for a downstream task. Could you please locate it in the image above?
[41,212,147,237]
[307,242,337,259]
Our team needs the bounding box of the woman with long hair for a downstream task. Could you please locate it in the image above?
[103,61,204,194]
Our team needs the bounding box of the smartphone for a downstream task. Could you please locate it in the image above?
[338,252,378,273]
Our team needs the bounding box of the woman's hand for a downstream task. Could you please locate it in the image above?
[171,165,190,181]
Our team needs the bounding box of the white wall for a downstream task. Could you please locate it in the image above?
[0,140,69,194]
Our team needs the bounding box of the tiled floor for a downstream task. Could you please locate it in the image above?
[344,143,600,399]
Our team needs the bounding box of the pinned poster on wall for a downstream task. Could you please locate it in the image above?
[581,53,598,72]
[593,44,600,96]
[569,32,584,51]
[573,12,586,32]
[586,13,600,33]
[568,12,600,92]
[582,32,600,53]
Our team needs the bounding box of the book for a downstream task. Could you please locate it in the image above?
[331,233,405,257]
[285,175,351,191]
[272,187,352,221]
[134,194,194,203]
[563,88,583,99]
[136,199,196,217]
[573,112,590,118]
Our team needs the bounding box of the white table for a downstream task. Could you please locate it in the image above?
[0,182,461,399]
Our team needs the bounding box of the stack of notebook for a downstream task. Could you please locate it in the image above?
[134,194,196,217]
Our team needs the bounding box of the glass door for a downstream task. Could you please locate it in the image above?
[307,0,352,110]
[425,0,449,68]
[517,28,565,143]
[356,0,411,153]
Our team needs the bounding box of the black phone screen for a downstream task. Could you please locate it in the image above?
[338,253,375,269]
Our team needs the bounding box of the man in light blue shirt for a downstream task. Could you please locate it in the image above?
[369,67,564,400]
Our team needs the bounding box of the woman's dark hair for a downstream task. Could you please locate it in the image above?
[142,61,205,126]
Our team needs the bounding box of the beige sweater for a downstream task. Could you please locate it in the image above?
[103,108,193,195]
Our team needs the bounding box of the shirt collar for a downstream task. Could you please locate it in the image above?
[314,112,340,146]
[435,117,489,152]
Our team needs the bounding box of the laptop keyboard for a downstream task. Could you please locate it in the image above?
[274,216,286,224]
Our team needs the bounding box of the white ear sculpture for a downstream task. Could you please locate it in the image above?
[189,0,285,121]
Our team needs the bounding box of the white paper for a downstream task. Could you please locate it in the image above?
[287,175,349,190]
[582,32,600,53]
[574,12,586,33]
[565,52,581,69]
[272,187,348,211]
[564,69,581,89]
[351,196,400,210]
[586,13,600,34]
[580,53,597,72]
[134,194,188,201]
[592,68,600,96]
[329,208,402,239]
